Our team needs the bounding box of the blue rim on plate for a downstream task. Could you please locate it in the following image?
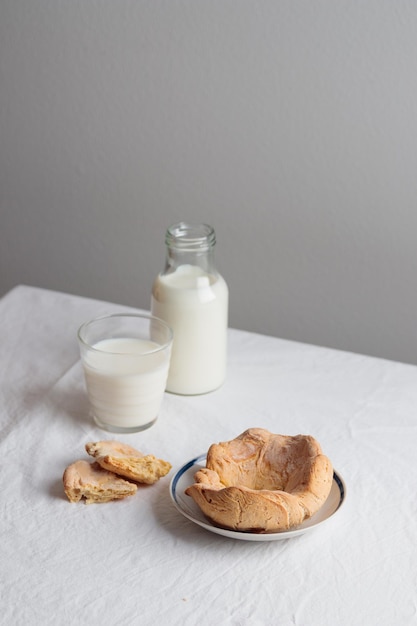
[169,454,346,542]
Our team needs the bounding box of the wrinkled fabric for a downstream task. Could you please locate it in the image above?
[1,285,417,625]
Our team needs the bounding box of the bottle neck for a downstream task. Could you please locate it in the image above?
[164,222,217,275]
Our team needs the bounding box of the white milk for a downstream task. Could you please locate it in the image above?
[151,264,228,394]
[82,337,170,430]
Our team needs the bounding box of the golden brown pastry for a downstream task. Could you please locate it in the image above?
[185,428,333,533]
[63,460,137,504]
[85,440,172,485]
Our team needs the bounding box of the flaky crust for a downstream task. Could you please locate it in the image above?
[85,440,172,484]
[185,428,333,532]
[63,460,137,504]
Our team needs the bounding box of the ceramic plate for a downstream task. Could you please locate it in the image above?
[170,454,346,541]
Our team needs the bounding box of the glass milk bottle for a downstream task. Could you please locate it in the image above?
[151,222,228,395]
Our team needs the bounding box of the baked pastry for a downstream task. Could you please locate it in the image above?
[185,428,333,533]
[63,460,137,504]
[85,440,172,485]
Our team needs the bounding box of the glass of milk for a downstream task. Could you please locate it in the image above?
[78,313,173,433]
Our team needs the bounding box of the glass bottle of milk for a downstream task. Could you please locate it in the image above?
[151,222,228,395]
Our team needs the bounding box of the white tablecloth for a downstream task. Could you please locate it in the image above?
[1,285,416,625]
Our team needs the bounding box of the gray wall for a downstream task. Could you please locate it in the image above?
[1,1,417,364]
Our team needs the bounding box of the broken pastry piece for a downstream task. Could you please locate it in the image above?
[63,460,137,504]
[185,428,333,533]
[85,440,172,485]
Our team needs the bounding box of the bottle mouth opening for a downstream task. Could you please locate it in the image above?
[166,222,216,250]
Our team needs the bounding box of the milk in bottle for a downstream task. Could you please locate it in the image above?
[151,223,228,395]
